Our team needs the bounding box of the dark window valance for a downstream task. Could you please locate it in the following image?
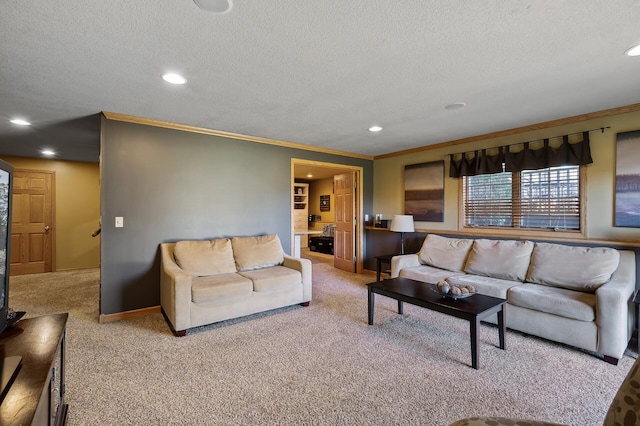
[449,131,593,178]
[448,147,504,177]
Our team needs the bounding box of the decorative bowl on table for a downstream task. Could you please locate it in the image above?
[433,280,476,300]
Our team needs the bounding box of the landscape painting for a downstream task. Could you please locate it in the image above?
[615,130,640,227]
[404,161,444,222]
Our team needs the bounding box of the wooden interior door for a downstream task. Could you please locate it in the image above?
[10,170,54,275]
[334,172,355,272]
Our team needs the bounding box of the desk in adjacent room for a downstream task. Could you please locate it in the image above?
[293,231,322,257]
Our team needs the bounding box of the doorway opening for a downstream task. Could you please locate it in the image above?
[291,159,364,274]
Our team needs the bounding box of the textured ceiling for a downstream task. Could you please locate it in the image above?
[1,0,639,163]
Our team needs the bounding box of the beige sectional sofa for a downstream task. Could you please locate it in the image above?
[160,234,312,335]
[391,234,636,364]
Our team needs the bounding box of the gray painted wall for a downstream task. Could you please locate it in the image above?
[100,118,373,315]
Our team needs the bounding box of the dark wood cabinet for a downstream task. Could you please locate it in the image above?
[309,236,334,254]
[0,313,68,425]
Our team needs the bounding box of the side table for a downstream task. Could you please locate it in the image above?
[0,313,69,425]
[374,254,399,281]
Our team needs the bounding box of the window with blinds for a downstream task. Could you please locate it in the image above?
[463,165,581,231]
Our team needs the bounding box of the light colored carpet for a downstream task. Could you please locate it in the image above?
[9,260,636,426]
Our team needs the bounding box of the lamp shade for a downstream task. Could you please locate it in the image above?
[390,215,414,233]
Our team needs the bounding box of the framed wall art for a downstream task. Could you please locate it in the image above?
[320,195,330,212]
[615,130,640,227]
[404,160,444,222]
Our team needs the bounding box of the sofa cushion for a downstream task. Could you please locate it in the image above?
[526,242,620,292]
[239,266,302,292]
[191,273,253,303]
[399,265,466,284]
[508,283,596,322]
[446,275,522,299]
[464,239,534,282]
[418,234,473,272]
[232,234,285,271]
[174,238,237,277]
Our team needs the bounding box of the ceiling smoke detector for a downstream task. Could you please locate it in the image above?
[445,102,466,110]
[194,0,233,14]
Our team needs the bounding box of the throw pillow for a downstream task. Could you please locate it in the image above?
[464,239,534,281]
[526,242,620,292]
[418,234,473,272]
[173,238,237,277]
[232,234,285,271]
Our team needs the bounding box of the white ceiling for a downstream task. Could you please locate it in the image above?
[1,1,639,163]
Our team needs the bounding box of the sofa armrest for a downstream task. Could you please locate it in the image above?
[160,243,193,333]
[596,250,636,358]
[390,254,421,278]
[283,255,312,302]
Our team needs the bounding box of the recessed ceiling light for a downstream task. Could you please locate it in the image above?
[10,118,31,126]
[625,44,640,57]
[445,102,466,110]
[42,150,55,156]
[368,125,383,132]
[194,0,233,13]
[162,73,187,85]
[306,174,313,178]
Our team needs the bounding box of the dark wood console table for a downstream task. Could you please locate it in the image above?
[0,313,69,425]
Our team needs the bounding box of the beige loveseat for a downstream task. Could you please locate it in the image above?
[160,234,312,336]
[391,234,636,364]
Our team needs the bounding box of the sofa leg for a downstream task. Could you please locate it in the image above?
[300,302,310,307]
[603,355,619,365]
[161,307,187,337]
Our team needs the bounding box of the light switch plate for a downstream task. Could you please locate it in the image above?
[115,217,124,228]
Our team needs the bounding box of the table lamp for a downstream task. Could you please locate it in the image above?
[390,215,414,254]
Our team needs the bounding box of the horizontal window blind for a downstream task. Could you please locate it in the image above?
[464,165,580,231]
[518,166,580,230]
[464,172,513,227]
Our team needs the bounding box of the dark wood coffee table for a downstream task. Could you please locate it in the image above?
[367,277,506,369]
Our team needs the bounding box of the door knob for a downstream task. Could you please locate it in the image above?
[44,226,50,231]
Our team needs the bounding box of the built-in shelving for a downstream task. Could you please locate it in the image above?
[293,184,309,247]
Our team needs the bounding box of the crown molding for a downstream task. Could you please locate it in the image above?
[101,112,373,161]
[374,103,640,160]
